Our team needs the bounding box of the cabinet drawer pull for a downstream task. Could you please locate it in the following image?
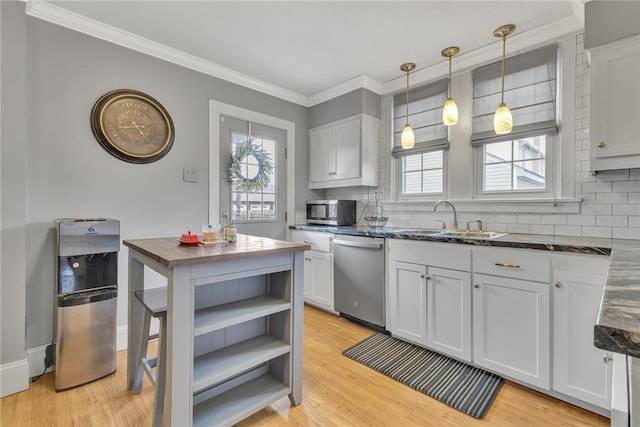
[303,240,312,244]
[494,262,520,269]
[596,141,606,148]
[474,284,480,289]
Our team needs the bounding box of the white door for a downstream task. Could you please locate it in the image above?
[426,267,471,362]
[552,269,612,409]
[388,260,427,346]
[472,273,550,389]
[219,115,287,240]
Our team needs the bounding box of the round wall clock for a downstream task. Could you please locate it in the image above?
[90,89,174,164]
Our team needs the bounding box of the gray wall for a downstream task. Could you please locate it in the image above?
[309,88,381,128]
[584,0,640,49]
[1,2,318,365]
[1,1,27,368]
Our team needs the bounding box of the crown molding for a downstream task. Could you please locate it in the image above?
[383,14,584,95]
[308,74,384,107]
[24,0,310,106]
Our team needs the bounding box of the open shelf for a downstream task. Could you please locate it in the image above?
[193,334,290,394]
[192,373,289,427]
[194,296,290,337]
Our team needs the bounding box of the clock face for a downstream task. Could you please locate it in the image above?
[91,90,174,163]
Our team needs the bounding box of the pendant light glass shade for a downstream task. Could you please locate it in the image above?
[493,102,513,134]
[441,47,459,126]
[400,62,416,149]
[493,24,515,135]
[401,124,415,149]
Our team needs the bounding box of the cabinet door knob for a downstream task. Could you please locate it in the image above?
[596,141,606,148]
[603,352,613,364]
[474,284,480,289]
[420,273,426,279]
[554,281,562,288]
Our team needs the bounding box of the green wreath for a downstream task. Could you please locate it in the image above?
[229,140,274,193]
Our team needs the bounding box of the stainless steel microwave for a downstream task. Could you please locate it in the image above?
[306,200,356,226]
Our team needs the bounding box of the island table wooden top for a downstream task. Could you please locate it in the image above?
[123,234,310,268]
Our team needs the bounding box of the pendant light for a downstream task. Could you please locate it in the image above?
[400,62,416,149]
[493,24,516,135]
[441,46,460,126]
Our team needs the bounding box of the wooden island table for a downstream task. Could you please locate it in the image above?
[123,234,310,426]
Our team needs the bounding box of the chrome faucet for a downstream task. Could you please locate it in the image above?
[433,200,460,230]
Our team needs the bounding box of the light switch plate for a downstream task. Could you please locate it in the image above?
[183,168,198,183]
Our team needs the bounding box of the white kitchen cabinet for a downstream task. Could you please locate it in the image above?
[426,267,472,362]
[289,230,334,311]
[309,114,379,189]
[589,34,640,171]
[552,253,612,411]
[387,239,471,356]
[387,260,428,346]
[472,246,551,390]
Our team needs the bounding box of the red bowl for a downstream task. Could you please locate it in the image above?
[179,231,200,244]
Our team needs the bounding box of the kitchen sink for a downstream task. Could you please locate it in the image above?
[435,230,508,239]
[391,228,441,235]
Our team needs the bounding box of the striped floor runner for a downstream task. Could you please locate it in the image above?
[342,333,504,419]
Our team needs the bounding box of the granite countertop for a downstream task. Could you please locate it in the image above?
[124,234,310,267]
[291,224,640,357]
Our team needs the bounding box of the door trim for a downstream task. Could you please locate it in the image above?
[208,100,295,229]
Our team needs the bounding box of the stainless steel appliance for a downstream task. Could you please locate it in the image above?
[333,235,385,329]
[54,218,119,391]
[306,200,356,226]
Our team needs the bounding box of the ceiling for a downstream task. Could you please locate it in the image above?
[30,1,585,106]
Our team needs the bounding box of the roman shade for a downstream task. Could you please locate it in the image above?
[392,79,449,157]
[471,44,559,145]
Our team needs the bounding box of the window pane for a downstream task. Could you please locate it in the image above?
[513,160,546,190]
[403,171,422,194]
[484,163,512,191]
[422,169,443,193]
[403,155,422,172]
[485,141,512,163]
[422,151,443,168]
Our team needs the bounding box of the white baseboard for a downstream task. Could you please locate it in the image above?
[117,319,158,352]
[0,358,29,398]
[26,344,53,378]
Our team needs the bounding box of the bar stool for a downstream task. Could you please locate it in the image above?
[133,287,167,427]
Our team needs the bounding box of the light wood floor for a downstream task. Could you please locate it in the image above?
[1,304,610,426]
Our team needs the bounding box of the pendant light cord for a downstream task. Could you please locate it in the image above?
[500,36,506,104]
[405,71,410,126]
[448,56,452,97]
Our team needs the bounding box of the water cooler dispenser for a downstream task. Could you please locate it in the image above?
[54,218,120,391]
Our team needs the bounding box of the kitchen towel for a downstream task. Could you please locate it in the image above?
[342,333,503,419]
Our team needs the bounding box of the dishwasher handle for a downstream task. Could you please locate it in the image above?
[334,238,383,249]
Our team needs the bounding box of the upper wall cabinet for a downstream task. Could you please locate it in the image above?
[589,35,640,172]
[309,114,379,189]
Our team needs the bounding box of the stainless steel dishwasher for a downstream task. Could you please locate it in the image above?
[333,235,385,329]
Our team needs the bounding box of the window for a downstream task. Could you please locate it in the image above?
[393,79,449,197]
[231,132,277,221]
[472,44,558,196]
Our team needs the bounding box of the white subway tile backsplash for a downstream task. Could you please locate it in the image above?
[541,214,567,225]
[629,169,640,180]
[581,181,613,193]
[629,216,640,228]
[529,224,555,235]
[596,192,628,204]
[597,169,631,181]
[581,204,612,215]
[596,216,628,227]
[630,193,640,203]
[496,214,518,224]
[613,227,640,240]
[613,181,640,192]
[518,214,541,224]
[555,225,582,236]
[613,204,640,216]
[567,214,595,226]
[581,226,613,239]
[507,224,530,234]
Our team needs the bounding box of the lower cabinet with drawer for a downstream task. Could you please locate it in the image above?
[289,230,334,311]
[472,246,551,390]
[387,239,472,361]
